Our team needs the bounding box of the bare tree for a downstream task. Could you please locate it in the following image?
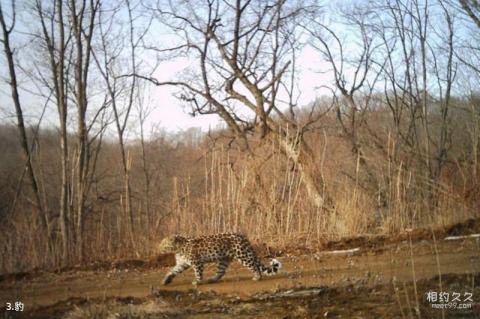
[93,0,151,254]
[35,0,102,262]
[34,0,71,265]
[140,0,328,208]
[432,0,457,180]
[69,0,101,261]
[306,4,383,190]
[0,0,51,244]
[136,83,154,232]
[376,0,458,180]
[459,0,480,27]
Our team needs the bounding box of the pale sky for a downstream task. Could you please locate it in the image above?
[3,0,467,136]
[145,45,334,133]
[0,26,334,136]
[0,1,340,136]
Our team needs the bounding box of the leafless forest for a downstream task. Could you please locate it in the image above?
[0,0,479,274]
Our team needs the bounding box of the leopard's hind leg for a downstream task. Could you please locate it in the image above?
[192,262,204,285]
[236,251,262,281]
[207,257,230,283]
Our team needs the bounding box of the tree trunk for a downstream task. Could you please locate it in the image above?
[56,0,70,266]
[1,6,50,241]
[276,133,325,208]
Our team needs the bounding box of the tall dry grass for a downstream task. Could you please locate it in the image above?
[0,110,478,274]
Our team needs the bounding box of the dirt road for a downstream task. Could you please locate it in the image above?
[1,233,479,318]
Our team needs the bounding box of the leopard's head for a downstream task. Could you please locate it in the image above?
[158,235,187,253]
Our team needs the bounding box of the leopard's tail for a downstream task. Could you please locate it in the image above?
[260,258,282,276]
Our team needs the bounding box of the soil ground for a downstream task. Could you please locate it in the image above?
[1,220,480,318]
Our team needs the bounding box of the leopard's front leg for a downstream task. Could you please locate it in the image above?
[163,257,190,285]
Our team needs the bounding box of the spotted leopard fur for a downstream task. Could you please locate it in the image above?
[158,233,282,285]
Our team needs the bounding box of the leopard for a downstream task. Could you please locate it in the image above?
[158,233,282,285]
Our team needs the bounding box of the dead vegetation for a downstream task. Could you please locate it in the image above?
[0,0,480,276]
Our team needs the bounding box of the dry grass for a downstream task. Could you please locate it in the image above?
[0,116,479,274]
